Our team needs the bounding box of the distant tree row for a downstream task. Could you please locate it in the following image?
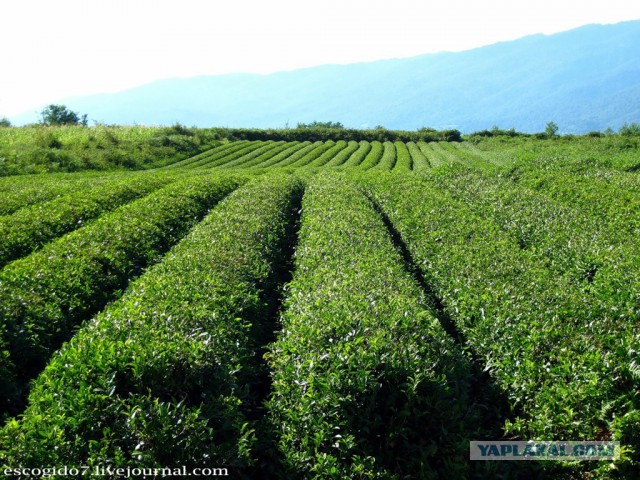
[2,111,463,142]
[467,121,640,139]
[212,125,463,143]
[3,107,639,141]
[198,121,640,142]
[296,121,345,129]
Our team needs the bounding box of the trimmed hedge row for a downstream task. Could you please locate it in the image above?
[431,167,640,474]
[339,141,372,168]
[506,164,640,222]
[268,172,471,479]
[406,141,430,170]
[0,174,173,268]
[209,141,284,169]
[0,174,112,216]
[370,141,396,170]
[286,140,337,168]
[304,140,349,168]
[253,142,316,169]
[429,168,640,359]
[0,173,304,473]
[323,140,360,167]
[363,173,639,477]
[436,143,498,171]
[224,141,303,169]
[417,142,448,168]
[428,166,638,277]
[0,174,243,416]
[392,141,412,172]
[184,141,263,169]
[165,141,251,169]
[358,141,384,169]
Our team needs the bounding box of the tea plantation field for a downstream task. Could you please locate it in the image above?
[0,136,639,479]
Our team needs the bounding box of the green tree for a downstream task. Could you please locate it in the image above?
[619,122,640,136]
[40,105,88,126]
[0,117,11,127]
[545,121,559,137]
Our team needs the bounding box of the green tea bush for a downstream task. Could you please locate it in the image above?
[261,141,321,169]
[240,142,308,169]
[304,140,348,168]
[0,174,173,268]
[286,140,337,168]
[364,173,639,477]
[339,141,372,168]
[164,140,242,169]
[0,174,243,415]
[0,174,103,216]
[184,141,264,169]
[220,141,293,169]
[370,141,396,170]
[268,172,471,479]
[215,141,286,169]
[323,140,360,167]
[0,173,303,473]
[392,141,412,171]
[358,141,384,169]
[406,141,430,170]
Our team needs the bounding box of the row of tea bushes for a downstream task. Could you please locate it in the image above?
[0,174,174,268]
[268,172,472,479]
[182,141,263,169]
[304,141,349,168]
[285,141,337,168]
[323,141,360,167]
[363,173,638,478]
[0,174,243,416]
[205,141,284,169]
[0,173,304,473]
[406,141,430,170]
[339,141,372,168]
[219,141,296,169]
[370,141,396,170]
[253,142,316,169]
[164,141,250,169]
[392,141,412,172]
[0,172,118,216]
[358,141,384,169]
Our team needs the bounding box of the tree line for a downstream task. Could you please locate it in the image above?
[2,106,639,141]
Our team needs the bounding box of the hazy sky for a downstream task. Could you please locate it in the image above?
[2,0,640,117]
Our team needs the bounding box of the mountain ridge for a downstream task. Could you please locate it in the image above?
[13,20,640,133]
